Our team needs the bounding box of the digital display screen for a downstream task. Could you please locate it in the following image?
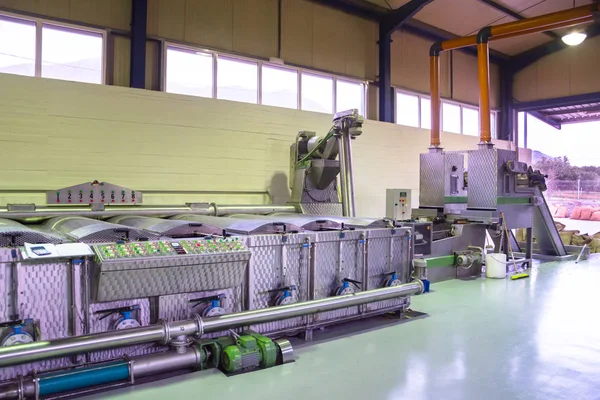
[399,192,407,197]
[31,246,51,256]
[172,243,181,247]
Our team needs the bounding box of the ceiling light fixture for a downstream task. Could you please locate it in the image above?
[562,31,587,46]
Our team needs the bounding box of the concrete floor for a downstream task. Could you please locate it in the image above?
[86,259,600,400]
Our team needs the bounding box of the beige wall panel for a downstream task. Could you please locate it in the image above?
[343,17,377,79]
[148,0,185,41]
[513,63,538,102]
[0,73,514,216]
[233,0,277,58]
[280,0,313,67]
[146,41,160,91]
[451,52,479,106]
[69,0,131,31]
[112,36,130,87]
[311,3,347,76]
[184,0,233,51]
[0,0,129,30]
[536,50,570,99]
[569,35,600,95]
[367,84,378,121]
[490,62,500,109]
[415,0,506,36]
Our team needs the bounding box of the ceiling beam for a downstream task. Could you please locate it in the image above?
[514,92,600,112]
[528,111,561,130]
[476,0,559,40]
[510,23,600,73]
[380,0,434,35]
[541,105,600,116]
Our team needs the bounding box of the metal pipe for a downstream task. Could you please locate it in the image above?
[130,347,202,378]
[201,281,423,333]
[0,282,422,367]
[430,55,441,148]
[0,204,298,223]
[477,41,492,144]
[338,131,356,217]
[429,3,598,148]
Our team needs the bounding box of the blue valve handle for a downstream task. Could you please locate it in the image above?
[189,294,225,309]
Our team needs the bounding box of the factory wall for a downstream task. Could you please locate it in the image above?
[513,35,600,102]
[0,0,499,119]
[0,74,524,217]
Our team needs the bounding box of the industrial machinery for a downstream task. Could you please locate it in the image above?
[0,110,425,399]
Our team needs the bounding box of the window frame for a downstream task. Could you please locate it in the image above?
[0,11,107,83]
[394,87,499,138]
[163,41,368,115]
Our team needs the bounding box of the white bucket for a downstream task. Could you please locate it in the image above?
[486,253,507,279]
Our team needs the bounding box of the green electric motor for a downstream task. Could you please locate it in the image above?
[221,332,278,374]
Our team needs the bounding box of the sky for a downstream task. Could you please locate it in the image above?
[519,113,600,167]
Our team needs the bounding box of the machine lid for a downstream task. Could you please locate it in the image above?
[270,213,393,229]
[235,213,342,231]
[108,216,222,237]
[0,218,66,247]
[171,215,304,235]
[41,216,159,243]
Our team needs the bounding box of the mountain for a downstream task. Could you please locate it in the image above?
[532,150,555,163]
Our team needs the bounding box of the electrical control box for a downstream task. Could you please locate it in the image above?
[386,189,412,221]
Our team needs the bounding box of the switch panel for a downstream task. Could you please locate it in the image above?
[94,238,247,261]
[386,189,412,221]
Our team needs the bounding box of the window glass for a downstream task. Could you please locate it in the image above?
[518,112,526,148]
[166,47,213,98]
[301,73,333,113]
[261,65,297,109]
[442,102,461,133]
[396,92,419,127]
[0,17,35,76]
[491,112,497,139]
[217,57,258,104]
[336,80,364,116]
[462,107,479,136]
[42,25,103,84]
[420,97,431,129]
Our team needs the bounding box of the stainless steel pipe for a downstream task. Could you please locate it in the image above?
[0,282,422,368]
[337,131,356,217]
[0,204,297,223]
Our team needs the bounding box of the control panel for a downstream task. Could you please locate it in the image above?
[386,189,412,221]
[95,238,247,260]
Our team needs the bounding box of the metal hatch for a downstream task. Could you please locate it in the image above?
[171,215,304,235]
[108,216,222,238]
[40,216,159,243]
[0,218,66,247]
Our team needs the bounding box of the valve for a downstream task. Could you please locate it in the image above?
[335,278,362,296]
[382,271,402,287]
[190,294,227,317]
[96,305,141,330]
[0,319,36,347]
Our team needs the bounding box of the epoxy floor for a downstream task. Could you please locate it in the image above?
[86,259,600,400]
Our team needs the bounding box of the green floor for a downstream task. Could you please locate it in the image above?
[86,259,600,400]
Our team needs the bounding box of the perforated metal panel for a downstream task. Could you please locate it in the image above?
[420,153,446,208]
[298,202,343,216]
[42,216,158,243]
[0,219,65,247]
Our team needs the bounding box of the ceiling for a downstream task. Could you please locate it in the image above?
[536,102,600,125]
[364,0,594,56]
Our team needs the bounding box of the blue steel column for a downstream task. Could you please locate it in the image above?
[378,27,393,123]
[130,0,148,89]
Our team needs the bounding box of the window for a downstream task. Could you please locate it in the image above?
[166,47,213,98]
[396,92,419,127]
[442,102,461,133]
[42,25,103,84]
[336,79,364,116]
[420,97,431,129]
[462,107,479,136]
[301,73,333,114]
[217,57,258,104]
[0,13,105,83]
[0,16,35,76]
[490,112,497,139]
[261,65,297,109]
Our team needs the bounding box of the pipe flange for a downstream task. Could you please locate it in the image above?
[159,319,171,345]
[169,336,194,354]
[193,313,204,338]
[209,202,219,216]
